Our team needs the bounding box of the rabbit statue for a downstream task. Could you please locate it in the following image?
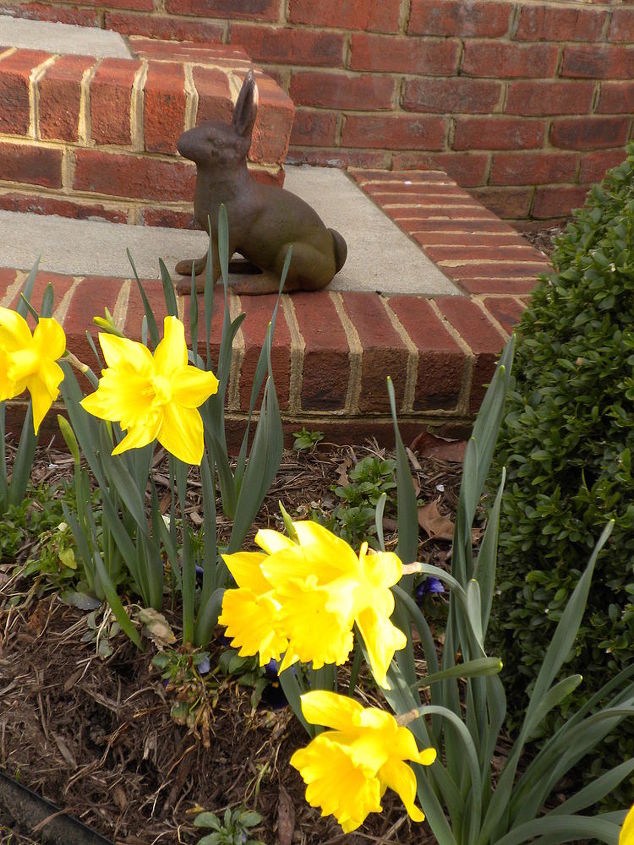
[175,70,347,295]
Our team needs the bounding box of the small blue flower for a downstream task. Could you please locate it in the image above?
[415,576,445,603]
[197,656,211,675]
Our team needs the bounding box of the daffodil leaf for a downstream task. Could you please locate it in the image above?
[16,256,39,319]
[128,249,159,348]
[159,258,178,317]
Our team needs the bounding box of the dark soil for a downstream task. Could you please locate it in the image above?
[0,438,462,845]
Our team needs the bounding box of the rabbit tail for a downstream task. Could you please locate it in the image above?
[329,228,348,274]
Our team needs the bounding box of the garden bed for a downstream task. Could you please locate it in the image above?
[0,438,462,845]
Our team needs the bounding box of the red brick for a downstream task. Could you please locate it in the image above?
[436,296,504,410]
[289,0,401,32]
[340,292,409,413]
[123,279,170,341]
[471,187,534,220]
[425,244,543,264]
[562,45,634,80]
[128,38,249,65]
[391,152,489,187]
[608,8,634,42]
[73,149,196,201]
[292,291,350,411]
[388,296,464,411]
[342,114,447,150]
[482,297,525,335]
[532,185,590,220]
[403,77,501,114]
[453,117,545,151]
[0,49,50,135]
[2,3,99,25]
[0,190,128,223]
[192,66,233,127]
[105,11,224,42]
[241,72,295,165]
[4,271,76,315]
[143,62,186,154]
[290,109,338,147]
[597,82,634,115]
[140,206,195,228]
[237,295,291,411]
[90,58,141,145]
[440,258,548,282]
[0,142,62,188]
[505,81,595,116]
[251,166,284,187]
[408,0,511,37]
[349,33,459,75]
[454,276,540,296]
[0,267,20,299]
[287,147,389,169]
[63,276,129,363]
[462,41,558,79]
[231,24,344,67]
[290,71,394,111]
[550,117,629,151]
[515,5,606,42]
[490,152,578,186]
[38,54,95,142]
[578,148,627,183]
[165,0,278,20]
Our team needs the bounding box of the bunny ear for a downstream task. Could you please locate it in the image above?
[233,70,258,139]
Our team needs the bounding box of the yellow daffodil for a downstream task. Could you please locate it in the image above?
[621,804,634,845]
[0,307,66,434]
[219,520,406,685]
[81,316,218,465]
[290,690,436,833]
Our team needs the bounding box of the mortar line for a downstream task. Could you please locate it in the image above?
[329,291,362,415]
[131,60,148,153]
[112,278,131,331]
[382,296,418,414]
[472,296,510,341]
[0,271,27,308]
[227,292,245,411]
[78,58,102,145]
[280,294,305,416]
[183,63,198,130]
[52,277,83,325]
[29,55,57,140]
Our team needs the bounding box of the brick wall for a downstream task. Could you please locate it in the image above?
[0,39,294,225]
[2,0,630,225]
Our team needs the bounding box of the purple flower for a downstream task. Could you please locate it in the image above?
[415,576,445,603]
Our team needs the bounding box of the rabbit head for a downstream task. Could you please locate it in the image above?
[177,70,259,169]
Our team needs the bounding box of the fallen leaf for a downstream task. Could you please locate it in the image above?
[277,784,295,845]
[410,430,467,462]
[418,501,455,541]
[137,607,176,647]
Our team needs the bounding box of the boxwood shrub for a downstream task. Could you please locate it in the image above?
[489,144,634,795]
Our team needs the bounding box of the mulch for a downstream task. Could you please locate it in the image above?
[0,438,462,845]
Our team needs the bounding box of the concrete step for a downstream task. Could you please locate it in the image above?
[0,165,551,446]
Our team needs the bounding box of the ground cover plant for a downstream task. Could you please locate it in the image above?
[489,143,634,797]
[0,211,632,843]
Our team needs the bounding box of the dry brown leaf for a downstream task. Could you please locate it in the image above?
[277,784,295,845]
[418,501,455,541]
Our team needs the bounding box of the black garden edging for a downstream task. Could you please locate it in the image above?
[0,769,114,845]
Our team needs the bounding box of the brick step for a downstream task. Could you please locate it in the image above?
[0,33,294,227]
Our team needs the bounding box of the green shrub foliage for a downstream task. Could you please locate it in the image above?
[489,144,634,788]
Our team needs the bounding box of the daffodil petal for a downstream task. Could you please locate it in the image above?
[255,528,296,554]
[153,315,188,375]
[27,368,63,434]
[0,307,31,349]
[620,805,634,845]
[157,403,204,464]
[32,317,66,361]
[171,365,218,408]
[99,332,153,373]
[356,607,407,688]
[80,369,153,423]
[291,736,382,833]
[221,550,270,592]
[112,421,158,455]
[218,587,287,665]
[379,758,425,822]
[300,690,365,731]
